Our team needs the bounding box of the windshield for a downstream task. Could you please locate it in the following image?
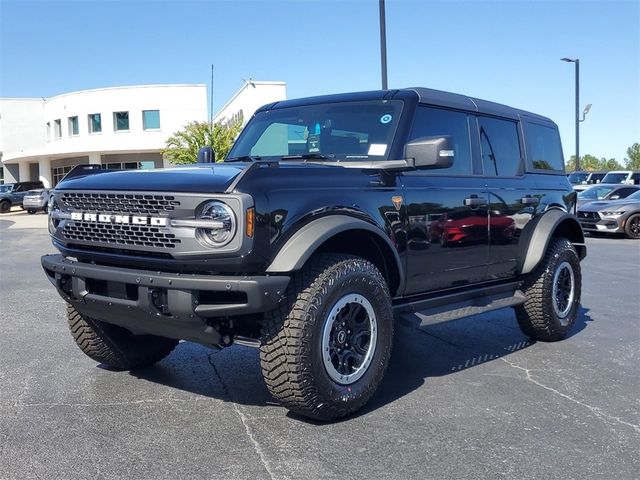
[568,172,589,184]
[227,100,403,161]
[0,184,14,193]
[578,185,615,199]
[601,172,629,184]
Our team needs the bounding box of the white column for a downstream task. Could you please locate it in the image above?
[18,161,30,182]
[88,152,101,165]
[38,157,52,188]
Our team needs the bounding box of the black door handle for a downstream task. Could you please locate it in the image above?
[464,195,487,207]
[521,196,540,205]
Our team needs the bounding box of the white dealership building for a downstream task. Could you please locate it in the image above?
[0,80,286,186]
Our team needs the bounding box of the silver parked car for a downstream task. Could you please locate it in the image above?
[576,184,640,208]
[577,189,640,239]
[22,188,51,214]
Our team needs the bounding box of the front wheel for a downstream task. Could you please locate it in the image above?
[624,213,640,239]
[515,238,581,341]
[0,200,10,214]
[27,209,36,214]
[260,254,394,421]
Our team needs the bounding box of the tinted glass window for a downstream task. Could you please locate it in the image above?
[478,116,522,176]
[408,107,471,175]
[528,123,564,171]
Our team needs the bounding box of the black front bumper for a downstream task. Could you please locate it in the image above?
[41,254,289,346]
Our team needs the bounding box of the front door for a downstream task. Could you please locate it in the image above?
[401,106,490,295]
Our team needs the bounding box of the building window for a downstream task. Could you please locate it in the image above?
[52,166,73,186]
[88,113,102,133]
[68,116,79,136]
[46,122,51,142]
[114,111,129,131]
[54,119,62,139]
[100,161,156,170]
[142,110,160,130]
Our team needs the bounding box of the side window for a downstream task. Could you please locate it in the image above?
[478,116,522,177]
[527,123,564,171]
[632,173,640,184]
[408,106,471,175]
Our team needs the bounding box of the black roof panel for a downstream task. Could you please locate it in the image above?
[259,87,554,125]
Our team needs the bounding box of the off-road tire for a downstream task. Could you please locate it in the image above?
[260,254,394,421]
[624,213,640,239]
[0,200,10,214]
[515,238,581,341]
[67,304,178,369]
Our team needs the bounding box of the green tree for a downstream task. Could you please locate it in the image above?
[599,157,622,170]
[162,114,243,164]
[567,154,602,171]
[624,143,640,170]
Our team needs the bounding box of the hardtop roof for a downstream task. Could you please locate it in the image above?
[258,87,554,124]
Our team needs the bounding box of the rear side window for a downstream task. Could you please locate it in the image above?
[527,123,564,171]
[408,106,472,175]
[477,116,522,176]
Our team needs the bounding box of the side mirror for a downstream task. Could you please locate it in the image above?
[404,136,454,169]
[197,146,215,163]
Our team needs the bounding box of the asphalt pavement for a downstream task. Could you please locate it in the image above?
[0,211,638,479]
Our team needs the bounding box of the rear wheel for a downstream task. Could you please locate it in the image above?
[624,213,640,239]
[67,304,178,369]
[515,238,581,341]
[260,254,394,421]
[27,209,36,214]
[0,200,10,213]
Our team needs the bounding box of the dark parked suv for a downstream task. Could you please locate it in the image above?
[0,181,45,213]
[41,88,585,420]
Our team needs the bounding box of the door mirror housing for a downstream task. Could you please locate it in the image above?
[404,136,454,169]
[197,146,215,163]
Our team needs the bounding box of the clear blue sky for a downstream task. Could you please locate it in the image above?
[1,0,638,163]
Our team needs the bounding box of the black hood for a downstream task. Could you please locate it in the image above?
[55,164,247,193]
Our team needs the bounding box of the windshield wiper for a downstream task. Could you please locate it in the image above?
[226,155,262,162]
[280,153,334,161]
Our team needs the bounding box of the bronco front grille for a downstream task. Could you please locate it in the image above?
[60,192,180,215]
[63,222,181,249]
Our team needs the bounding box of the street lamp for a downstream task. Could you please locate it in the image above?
[379,0,388,90]
[560,57,591,171]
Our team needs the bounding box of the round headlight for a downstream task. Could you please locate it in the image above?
[195,201,236,247]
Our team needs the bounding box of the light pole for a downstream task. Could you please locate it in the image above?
[379,0,388,89]
[561,57,585,171]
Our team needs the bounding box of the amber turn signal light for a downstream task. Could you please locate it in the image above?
[246,207,255,238]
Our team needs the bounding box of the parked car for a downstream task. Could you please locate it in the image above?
[577,189,640,239]
[572,171,607,192]
[41,87,586,421]
[576,184,640,208]
[22,188,52,214]
[600,170,640,185]
[0,181,45,213]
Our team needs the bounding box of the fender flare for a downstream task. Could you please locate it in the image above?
[520,209,586,275]
[266,214,404,293]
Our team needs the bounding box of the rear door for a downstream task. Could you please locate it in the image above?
[401,106,490,294]
[477,115,535,280]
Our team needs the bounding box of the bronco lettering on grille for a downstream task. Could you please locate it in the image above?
[70,212,168,226]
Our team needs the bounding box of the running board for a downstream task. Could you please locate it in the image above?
[393,282,526,324]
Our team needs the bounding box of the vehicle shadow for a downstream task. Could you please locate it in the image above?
[129,306,593,418]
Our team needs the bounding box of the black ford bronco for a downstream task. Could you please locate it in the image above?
[42,88,585,421]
